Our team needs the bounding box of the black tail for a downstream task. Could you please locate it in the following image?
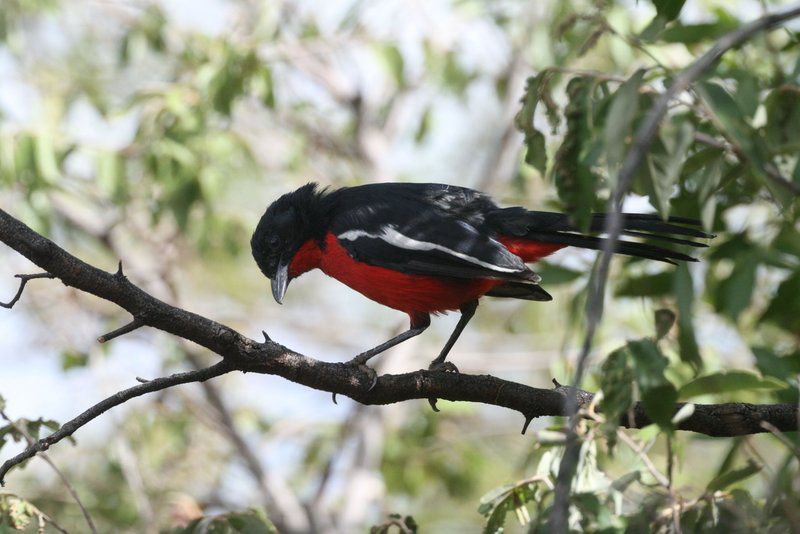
[491,209,714,264]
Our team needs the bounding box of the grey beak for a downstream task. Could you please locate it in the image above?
[271,262,289,304]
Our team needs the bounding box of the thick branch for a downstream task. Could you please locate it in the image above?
[0,207,798,485]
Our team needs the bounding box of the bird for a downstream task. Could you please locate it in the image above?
[251,182,711,392]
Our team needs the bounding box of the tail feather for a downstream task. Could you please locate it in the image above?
[491,209,713,264]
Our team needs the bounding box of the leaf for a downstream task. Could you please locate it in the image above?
[706,460,761,492]
[604,69,645,172]
[697,157,722,230]
[61,350,89,370]
[615,271,673,297]
[628,338,678,429]
[552,76,602,231]
[697,82,784,204]
[659,16,739,45]
[374,44,405,87]
[652,0,686,21]
[646,119,694,218]
[714,251,759,322]
[654,309,676,340]
[764,86,800,150]
[515,73,550,175]
[679,370,787,399]
[599,347,634,448]
[414,108,431,143]
[673,264,702,371]
[761,271,800,334]
[671,402,695,424]
[535,262,583,285]
[751,347,800,381]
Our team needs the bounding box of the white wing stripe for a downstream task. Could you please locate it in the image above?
[337,226,523,274]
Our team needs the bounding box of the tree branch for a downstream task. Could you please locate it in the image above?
[0,273,55,308]
[0,206,798,486]
[0,359,234,485]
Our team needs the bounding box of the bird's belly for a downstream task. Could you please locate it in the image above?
[319,234,498,314]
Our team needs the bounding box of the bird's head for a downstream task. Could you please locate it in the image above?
[251,183,327,304]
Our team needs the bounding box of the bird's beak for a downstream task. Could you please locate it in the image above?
[271,261,290,304]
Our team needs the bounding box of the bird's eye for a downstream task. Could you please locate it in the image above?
[268,235,280,247]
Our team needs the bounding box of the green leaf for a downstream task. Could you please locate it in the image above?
[61,350,89,370]
[679,370,787,399]
[628,338,677,429]
[761,271,800,334]
[414,108,431,143]
[535,262,583,285]
[604,69,645,172]
[646,119,694,218]
[764,86,800,150]
[659,16,739,45]
[552,76,602,231]
[673,264,702,371]
[752,347,800,381]
[615,271,673,297]
[599,347,634,447]
[697,82,784,204]
[515,73,549,175]
[374,44,405,87]
[654,309,676,340]
[714,251,758,322]
[706,460,761,492]
[652,0,686,21]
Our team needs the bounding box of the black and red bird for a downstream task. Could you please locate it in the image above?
[251,182,710,375]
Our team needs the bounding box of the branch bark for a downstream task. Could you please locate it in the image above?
[0,207,798,485]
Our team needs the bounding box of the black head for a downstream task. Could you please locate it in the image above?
[251,182,328,303]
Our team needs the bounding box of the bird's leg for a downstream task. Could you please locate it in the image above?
[347,314,430,367]
[427,300,478,412]
[336,314,430,398]
[428,299,478,373]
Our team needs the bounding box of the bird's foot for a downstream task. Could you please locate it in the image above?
[427,359,459,412]
[332,358,379,405]
[428,360,459,374]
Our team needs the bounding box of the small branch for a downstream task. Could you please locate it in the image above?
[616,430,669,487]
[0,273,55,309]
[0,360,234,485]
[760,420,800,460]
[97,318,145,343]
[0,410,98,534]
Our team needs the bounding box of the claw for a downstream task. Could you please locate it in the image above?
[427,360,459,412]
[333,361,379,405]
[429,361,459,373]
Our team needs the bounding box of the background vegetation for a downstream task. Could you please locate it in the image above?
[0,0,799,532]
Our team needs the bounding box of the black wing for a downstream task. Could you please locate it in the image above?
[328,184,540,283]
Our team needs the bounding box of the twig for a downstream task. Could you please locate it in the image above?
[0,273,55,308]
[0,360,233,485]
[760,420,800,460]
[97,318,145,343]
[616,430,669,487]
[0,409,98,534]
[548,5,800,532]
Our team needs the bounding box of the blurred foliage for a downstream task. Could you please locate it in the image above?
[0,0,799,532]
